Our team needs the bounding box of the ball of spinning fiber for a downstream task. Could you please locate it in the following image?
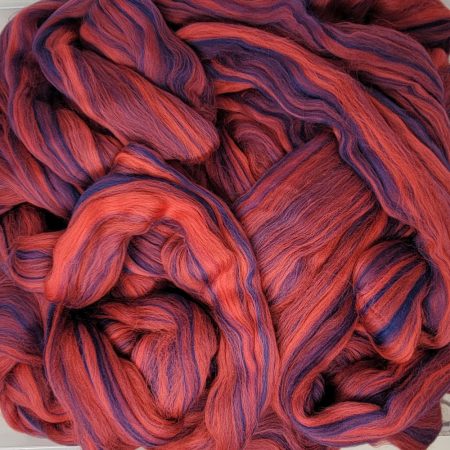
[0,0,449,449]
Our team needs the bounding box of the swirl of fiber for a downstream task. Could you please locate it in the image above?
[0,0,449,449]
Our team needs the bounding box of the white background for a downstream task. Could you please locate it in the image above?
[0,0,449,449]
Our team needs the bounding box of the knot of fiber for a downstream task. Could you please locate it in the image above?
[354,240,431,363]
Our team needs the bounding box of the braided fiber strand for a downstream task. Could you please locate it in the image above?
[0,1,449,449]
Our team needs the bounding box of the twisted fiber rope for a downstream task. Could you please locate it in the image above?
[0,0,449,449]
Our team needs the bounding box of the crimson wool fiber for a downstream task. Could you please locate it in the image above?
[0,0,449,449]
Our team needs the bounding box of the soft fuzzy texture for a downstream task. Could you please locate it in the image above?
[0,1,449,449]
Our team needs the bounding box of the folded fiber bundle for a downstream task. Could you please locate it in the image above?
[0,1,449,449]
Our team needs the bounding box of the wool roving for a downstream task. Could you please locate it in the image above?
[0,1,449,449]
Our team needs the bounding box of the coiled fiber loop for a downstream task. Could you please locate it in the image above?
[0,1,449,449]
